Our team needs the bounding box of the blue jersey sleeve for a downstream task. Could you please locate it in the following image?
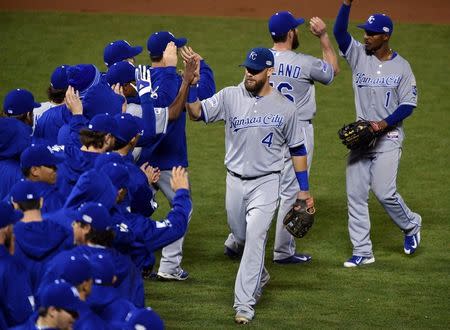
[141,188,191,252]
[198,60,216,100]
[385,104,415,126]
[333,3,352,54]
[150,67,180,107]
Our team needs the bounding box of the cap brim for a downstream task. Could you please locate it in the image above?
[129,46,143,58]
[174,37,187,48]
[357,24,384,33]
[239,63,266,71]
[296,18,305,26]
[34,102,41,108]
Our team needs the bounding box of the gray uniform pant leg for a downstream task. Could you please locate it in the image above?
[273,123,314,260]
[157,169,191,274]
[346,151,374,257]
[370,149,421,234]
[227,173,280,319]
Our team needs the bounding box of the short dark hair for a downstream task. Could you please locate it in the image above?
[113,138,129,150]
[150,54,163,63]
[47,85,67,104]
[38,306,50,317]
[16,199,41,211]
[77,222,115,247]
[79,129,107,149]
[272,33,289,43]
[22,167,32,178]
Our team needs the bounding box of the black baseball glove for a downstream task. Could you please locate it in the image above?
[338,120,378,150]
[283,199,315,238]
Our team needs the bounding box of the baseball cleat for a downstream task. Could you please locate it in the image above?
[224,246,242,260]
[343,255,375,268]
[273,253,312,264]
[234,313,251,325]
[157,269,189,281]
[404,231,421,255]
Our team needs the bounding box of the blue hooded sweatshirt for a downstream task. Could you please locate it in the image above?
[13,220,74,295]
[0,118,31,199]
[0,245,34,329]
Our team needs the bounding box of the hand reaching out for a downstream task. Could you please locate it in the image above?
[163,41,178,67]
[170,166,189,191]
[310,17,327,37]
[65,86,83,115]
[140,162,161,184]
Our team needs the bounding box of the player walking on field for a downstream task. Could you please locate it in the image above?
[334,0,422,267]
[186,47,314,324]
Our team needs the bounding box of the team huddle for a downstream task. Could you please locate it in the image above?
[0,0,422,328]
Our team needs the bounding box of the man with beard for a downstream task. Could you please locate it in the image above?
[333,0,421,267]
[186,47,314,324]
[224,11,339,265]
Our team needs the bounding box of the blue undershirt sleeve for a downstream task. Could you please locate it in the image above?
[333,3,352,54]
[385,104,414,126]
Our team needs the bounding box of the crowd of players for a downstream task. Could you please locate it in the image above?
[0,31,215,329]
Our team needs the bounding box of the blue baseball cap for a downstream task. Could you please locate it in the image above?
[268,11,305,36]
[67,64,101,98]
[40,281,83,312]
[51,65,70,90]
[77,202,111,231]
[106,61,136,86]
[87,114,120,137]
[82,83,124,120]
[147,31,187,57]
[94,152,125,170]
[357,14,394,35]
[90,253,116,285]
[114,113,143,143]
[61,255,92,286]
[240,47,274,71]
[0,201,23,228]
[104,40,142,68]
[10,180,43,203]
[20,144,63,169]
[100,162,130,190]
[3,89,40,116]
[125,308,165,330]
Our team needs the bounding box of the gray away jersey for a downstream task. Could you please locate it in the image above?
[341,37,418,151]
[201,83,304,177]
[270,50,334,121]
[126,103,169,135]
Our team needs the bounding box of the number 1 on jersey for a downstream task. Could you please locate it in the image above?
[261,132,274,147]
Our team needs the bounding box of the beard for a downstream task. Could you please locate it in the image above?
[292,33,300,50]
[244,77,266,95]
[364,46,374,56]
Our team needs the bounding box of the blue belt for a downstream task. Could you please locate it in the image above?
[227,169,280,181]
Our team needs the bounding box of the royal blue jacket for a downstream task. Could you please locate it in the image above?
[74,302,109,330]
[137,61,216,170]
[0,245,34,329]
[34,104,72,146]
[13,220,74,294]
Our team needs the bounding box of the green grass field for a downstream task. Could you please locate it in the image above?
[1,11,449,329]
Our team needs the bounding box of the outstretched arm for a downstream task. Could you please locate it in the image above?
[333,0,353,53]
[310,17,340,75]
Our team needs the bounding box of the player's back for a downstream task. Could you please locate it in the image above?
[270,50,333,120]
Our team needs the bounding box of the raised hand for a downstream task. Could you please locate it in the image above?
[140,162,161,185]
[310,17,327,37]
[183,58,200,85]
[135,65,152,97]
[65,86,83,115]
[170,166,189,191]
[163,41,178,67]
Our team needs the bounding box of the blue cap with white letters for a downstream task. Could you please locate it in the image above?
[240,47,274,71]
[357,14,393,35]
[268,11,305,36]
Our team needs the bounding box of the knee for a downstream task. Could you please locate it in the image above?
[372,185,396,204]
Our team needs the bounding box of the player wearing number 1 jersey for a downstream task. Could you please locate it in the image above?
[269,11,339,263]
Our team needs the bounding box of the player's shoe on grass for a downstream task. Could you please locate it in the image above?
[224,246,243,260]
[157,269,189,281]
[235,312,252,325]
[273,253,312,264]
[404,231,421,255]
[343,255,375,268]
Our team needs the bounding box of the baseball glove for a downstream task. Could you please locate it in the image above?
[338,120,378,150]
[283,199,315,238]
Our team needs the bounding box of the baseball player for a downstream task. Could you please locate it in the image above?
[141,31,216,281]
[186,47,313,324]
[224,11,339,263]
[334,0,422,267]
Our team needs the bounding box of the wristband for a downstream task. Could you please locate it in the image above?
[295,170,309,191]
[188,85,198,103]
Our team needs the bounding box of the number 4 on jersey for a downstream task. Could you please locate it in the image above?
[261,132,274,147]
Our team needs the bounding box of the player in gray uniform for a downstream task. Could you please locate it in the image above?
[334,0,422,267]
[186,47,314,324]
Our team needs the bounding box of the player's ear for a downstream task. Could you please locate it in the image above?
[267,67,274,76]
